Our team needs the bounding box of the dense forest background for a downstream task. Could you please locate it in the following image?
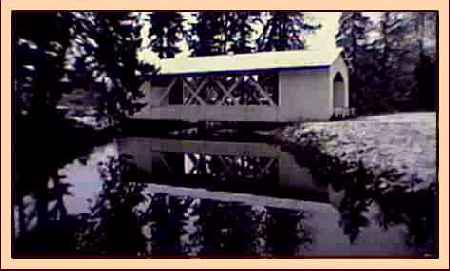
[14,11,437,124]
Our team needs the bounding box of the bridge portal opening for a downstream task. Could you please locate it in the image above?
[333,72,346,109]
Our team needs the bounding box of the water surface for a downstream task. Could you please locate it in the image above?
[13,137,436,257]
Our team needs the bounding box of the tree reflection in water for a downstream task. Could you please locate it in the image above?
[75,154,313,257]
[14,146,436,257]
[75,154,149,256]
[14,168,79,256]
[327,160,436,254]
[330,161,374,244]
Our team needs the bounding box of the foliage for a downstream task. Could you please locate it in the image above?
[335,12,374,112]
[227,12,262,54]
[257,12,321,52]
[149,12,186,58]
[13,12,72,118]
[413,12,437,111]
[371,12,419,111]
[66,12,155,122]
[189,12,230,56]
[190,11,322,55]
[336,12,437,114]
[14,11,156,124]
[76,155,149,255]
[415,53,437,110]
[336,12,372,73]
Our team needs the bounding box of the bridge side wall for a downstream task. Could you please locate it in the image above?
[278,68,332,121]
[133,68,334,122]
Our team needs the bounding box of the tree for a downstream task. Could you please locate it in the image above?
[76,155,149,256]
[67,12,155,122]
[335,12,374,112]
[371,12,420,112]
[189,12,229,56]
[149,12,186,58]
[227,12,262,54]
[257,12,320,52]
[13,11,72,118]
[336,12,437,114]
[413,12,437,111]
[336,12,372,73]
[189,11,263,56]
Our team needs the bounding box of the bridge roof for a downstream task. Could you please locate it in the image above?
[151,49,343,76]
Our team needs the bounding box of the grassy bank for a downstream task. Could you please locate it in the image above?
[275,112,436,194]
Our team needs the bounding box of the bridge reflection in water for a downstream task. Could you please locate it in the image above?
[117,137,330,204]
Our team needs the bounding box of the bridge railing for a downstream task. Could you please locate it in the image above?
[331,107,356,120]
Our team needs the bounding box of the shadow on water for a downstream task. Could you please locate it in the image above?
[13,136,437,258]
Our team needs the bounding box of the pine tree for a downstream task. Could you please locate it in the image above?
[96,12,155,120]
[66,12,155,121]
[336,12,372,73]
[371,12,420,112]
[258,12,320,52]
[149,12,186,58]
[227,12,262,54]
[189,12,229,56]
[13,11,72,117]
[413,12,437,111]
[335,12,373,112]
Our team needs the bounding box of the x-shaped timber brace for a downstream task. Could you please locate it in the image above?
[185,153,278,180]
[157,73,279,106]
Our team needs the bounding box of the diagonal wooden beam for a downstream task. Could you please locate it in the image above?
[217,155,233,177]
[218,76,244,105]
[159,153,174,174]
[247,76,276,106]
[261,158,276,174]
[184,77,208,105]
[156,77,178,105]
[214,78,228,101]
[182,77,196,102]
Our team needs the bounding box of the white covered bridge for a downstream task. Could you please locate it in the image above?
[134,49,350,122]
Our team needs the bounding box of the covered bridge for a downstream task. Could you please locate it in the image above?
[134,49,350,122]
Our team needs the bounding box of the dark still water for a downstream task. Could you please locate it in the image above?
[13,137,436,258]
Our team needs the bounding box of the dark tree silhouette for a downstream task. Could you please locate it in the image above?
[189,12,230,56]
[13,11,72,118]
[149,12,186,58]
[335,12,374,113]
[76,155,149,256]
[258,12,320,52]
[227,12,262,54]
[336,11,437,114]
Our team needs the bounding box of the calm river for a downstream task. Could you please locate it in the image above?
[13,137,436,257]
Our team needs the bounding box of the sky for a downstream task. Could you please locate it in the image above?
[303,12,341,50]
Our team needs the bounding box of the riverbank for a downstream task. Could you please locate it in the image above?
[275,112,437,194]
